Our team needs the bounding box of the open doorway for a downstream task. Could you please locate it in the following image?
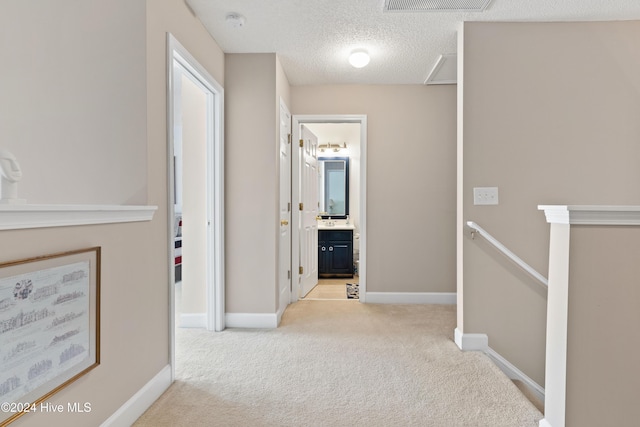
[291,115,367,303]
[167,34,225,378]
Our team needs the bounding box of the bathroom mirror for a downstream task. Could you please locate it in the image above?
[318,157,349,219]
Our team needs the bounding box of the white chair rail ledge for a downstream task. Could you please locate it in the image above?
[0,204,157,230]
[538,204,640,225]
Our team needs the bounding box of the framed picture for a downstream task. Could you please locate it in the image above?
[0,247,100,425]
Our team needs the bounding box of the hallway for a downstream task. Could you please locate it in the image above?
[135,301,542,426]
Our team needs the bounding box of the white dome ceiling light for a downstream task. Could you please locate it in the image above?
[348,50,370,68]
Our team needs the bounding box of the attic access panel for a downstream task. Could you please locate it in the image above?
[384,0,492,12]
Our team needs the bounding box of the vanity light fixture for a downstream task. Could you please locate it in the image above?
[319,142,347,152]
[348,50,370,68]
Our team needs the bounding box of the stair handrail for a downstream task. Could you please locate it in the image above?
[466,221,548,287]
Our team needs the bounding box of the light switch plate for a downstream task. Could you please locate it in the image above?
[473,187,499,205]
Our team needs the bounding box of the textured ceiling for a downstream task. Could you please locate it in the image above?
[186,0,640,85]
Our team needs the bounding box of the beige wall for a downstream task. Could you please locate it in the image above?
[459,21,640,386]
[0,0,147,205]
[565,226,640,427]
[291,85,457,294]
[0,0,224,425]
[146,0,225,319]
[225,53,280,314]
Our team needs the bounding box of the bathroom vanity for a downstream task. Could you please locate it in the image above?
[317,156,354,278]
[318,225,354,278]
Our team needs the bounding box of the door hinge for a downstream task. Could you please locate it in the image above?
[287,133,291,144]
[288,270,291,280]
[299,266,304,275]
[299,139,304,148]
[287,202,291,212]
[299,202,304,211]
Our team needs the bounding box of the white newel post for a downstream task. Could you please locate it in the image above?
[538,205,640,427]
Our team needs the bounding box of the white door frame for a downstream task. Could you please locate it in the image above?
[291,115,367,302]
[167,33,225,377]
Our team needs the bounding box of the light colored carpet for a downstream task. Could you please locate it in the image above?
[134,301,543,426]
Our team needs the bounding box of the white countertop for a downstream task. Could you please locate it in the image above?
[318,222,355,230]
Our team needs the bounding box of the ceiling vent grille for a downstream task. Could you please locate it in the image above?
[384,0,492,12]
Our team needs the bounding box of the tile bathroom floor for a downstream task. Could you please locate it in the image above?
[303,278,359,300]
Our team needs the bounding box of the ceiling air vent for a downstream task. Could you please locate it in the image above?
[384,0,492,12]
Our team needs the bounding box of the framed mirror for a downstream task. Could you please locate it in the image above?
[318,157,349,219]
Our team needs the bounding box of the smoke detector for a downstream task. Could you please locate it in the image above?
[384,0,492,12]
[226,13,246,28]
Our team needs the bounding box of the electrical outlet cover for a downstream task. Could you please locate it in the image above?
[473,187,499,205]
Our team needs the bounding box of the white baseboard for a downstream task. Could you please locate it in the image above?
[225,312,278,328]
[179,312,206,328]
[100,364,171,427]
[454,328,488,351]
[485,347,545,405]
[539,418,552,427]
[276,305,286,326]
[454,329,545,408]
[365,292,456,305]
[276,308,283,326]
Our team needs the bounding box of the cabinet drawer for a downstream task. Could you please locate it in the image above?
[319,230,352,241]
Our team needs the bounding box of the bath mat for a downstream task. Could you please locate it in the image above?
[346,283,359,299]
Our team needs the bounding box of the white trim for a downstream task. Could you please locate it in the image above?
[539,205,640,225]
[485,347,545,405]
[454,328,488,351]
[539,419,553,427]
[168,33,225,335]
[291,115,367,303]
[0,204,156,230]
[225,312,279,329]
[277,305,285,326]
[178,313,207,328]
[167,33,225,387]
[455,329,546,411]
[100,365,171,427]
[366,292,456,305]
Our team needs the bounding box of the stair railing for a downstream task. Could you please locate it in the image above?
[466,221,548,287]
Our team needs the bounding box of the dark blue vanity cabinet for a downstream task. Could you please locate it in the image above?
[318,229,353,278]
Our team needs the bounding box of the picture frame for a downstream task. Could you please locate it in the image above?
[0,247,100,425]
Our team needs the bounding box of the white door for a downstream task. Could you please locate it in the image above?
[299,125,319,297]
[278,100,292,313]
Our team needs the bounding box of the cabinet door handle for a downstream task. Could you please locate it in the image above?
[321,246,326,251]
[329,246,333,251]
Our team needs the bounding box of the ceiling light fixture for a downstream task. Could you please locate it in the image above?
[348,50,370,68]
[225,13,246,28]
